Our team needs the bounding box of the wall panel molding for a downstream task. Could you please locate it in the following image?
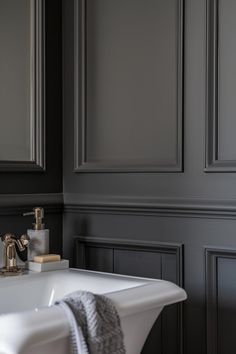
[0,193,63,215]
[75,236,184,354]
[206,0,236,172]
[6,193,236,218]
[0,0,45,172]
[205,247,236,354]
[64,193,236,219]
[75,236,183,285]
[74,0,184,173]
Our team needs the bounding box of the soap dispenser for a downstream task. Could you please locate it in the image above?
[23,207,49,261]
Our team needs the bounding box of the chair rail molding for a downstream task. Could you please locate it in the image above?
[0,193,63,215]
[64,193,236,219]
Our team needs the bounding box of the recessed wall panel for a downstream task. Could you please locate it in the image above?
[75,0,183,172]
[0,0,31,161]
[74,236,183,354]
[206,249,236,354]
[0,0,45,171]
[217,257,236,354]
[206,0,236,171]
[218,0,236,161]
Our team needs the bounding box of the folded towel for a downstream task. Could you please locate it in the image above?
[55,291,126,354]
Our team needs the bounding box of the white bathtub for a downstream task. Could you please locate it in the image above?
[0,269,187,354]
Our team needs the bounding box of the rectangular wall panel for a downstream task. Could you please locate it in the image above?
[0,0,45,171]
[114,249,162,278]
[206,248,236,354]
[85,246,113,272]
[74,236,184,354]
[206,0,236,171]
[74,0,184,172]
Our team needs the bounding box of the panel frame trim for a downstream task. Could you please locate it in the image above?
[74,0,184,173]
[205,247,236,354]
[75,236,183,286]
[205,0,236,172]
[0,0,45,171]
[75,236,184,354]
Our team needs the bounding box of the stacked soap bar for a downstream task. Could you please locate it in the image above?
[27,254,69,272]
[34,254,61,263]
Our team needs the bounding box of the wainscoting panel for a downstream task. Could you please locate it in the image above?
[206,248,236,354]
[75,236,183,354]
[114,249,162,278]
[206,0,236,171]
[85,246,113,273]
[0,0,45,171]
[74,0,183,172]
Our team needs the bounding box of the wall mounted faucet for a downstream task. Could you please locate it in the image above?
[0,233,30,276]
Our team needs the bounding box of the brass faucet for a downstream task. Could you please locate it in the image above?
[0,233,30,276]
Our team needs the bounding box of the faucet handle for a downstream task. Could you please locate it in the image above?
[16,234,30,252]
[1,233,30,251]
[20,234,30,245]
[1,233,15,244]
[14,234,30,263]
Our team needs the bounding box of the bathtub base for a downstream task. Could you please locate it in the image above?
[121,307,163,354]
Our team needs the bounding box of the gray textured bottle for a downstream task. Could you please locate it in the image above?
[23,207,49,261]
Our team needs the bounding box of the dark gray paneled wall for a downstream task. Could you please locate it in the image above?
[64,0,236,199]
[62,0,236,354]
[205,248,236,354]
[74,0,183,172]
[0,0,62,193]
[206,0,236,171]
[75,237,183,354]
[0,1,63,256]
[63,209,236,354]
[0,0,31,162]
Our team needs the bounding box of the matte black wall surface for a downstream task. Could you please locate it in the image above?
[63,1,236,354]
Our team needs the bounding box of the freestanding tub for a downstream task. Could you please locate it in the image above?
[0,268,187,354]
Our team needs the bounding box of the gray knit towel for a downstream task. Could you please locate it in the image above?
[54,291,126,354]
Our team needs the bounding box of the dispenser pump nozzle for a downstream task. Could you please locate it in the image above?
[23,207,45,230]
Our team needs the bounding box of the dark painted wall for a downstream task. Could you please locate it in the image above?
[63,1,236,354]
[0,0,63,260]
[0,0,62,194]
[63,0,236,199]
